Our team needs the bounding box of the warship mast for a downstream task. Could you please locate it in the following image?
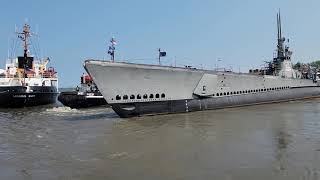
[17,24,32,85]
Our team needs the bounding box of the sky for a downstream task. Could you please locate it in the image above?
[0,0,320,87]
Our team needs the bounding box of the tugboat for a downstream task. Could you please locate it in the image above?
[0,24,58,107]
[58,73,107,108]
[58,37,116,109]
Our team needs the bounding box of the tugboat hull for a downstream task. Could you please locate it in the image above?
[0,86,58,108]
[58,91,107,109]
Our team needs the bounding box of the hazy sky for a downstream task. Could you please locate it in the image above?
[0,0,320,87]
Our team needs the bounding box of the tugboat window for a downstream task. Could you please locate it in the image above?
[161,93,165,98]
[116,95,121,100]
[156,94,160,98]
[137,94,141,99]
[143,94,148,99]
[130,95,135,99]
[123,95,128,100]
[149,94,154,98]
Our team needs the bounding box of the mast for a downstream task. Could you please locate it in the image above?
[270,11,293,76]
[107,37,116,62]
[17,24,31,59]
[276,10,285,61]
[17,24,32,85]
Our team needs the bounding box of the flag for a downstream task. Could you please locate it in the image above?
[110,37,117,45]
[159,51,166,57]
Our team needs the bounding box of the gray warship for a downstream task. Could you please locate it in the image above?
[84,13,320,118]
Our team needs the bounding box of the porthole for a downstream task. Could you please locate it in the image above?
[156,94,160,98]
[224,92,226,95]
[116,95,121,100]
[130,95,135,99]
[227,92,230,95]
[123,95,128,100]
[137,94,141,99]
[143,94,148,99]
[230,92,233,95]
[220,93,223,96]
[216,93,219,96]
[161,93,165,98]
[149,94,154,98]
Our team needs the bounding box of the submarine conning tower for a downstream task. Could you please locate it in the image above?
[273,10,293,75]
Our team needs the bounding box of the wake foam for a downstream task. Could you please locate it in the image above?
[46,106,79,113]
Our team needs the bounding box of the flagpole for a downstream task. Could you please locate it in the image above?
[158,48,161,65]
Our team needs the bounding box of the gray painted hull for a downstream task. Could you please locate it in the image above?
[84,60,320,118]
[112,87,320,118]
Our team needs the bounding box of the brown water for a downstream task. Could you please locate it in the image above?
[1,99,320,180]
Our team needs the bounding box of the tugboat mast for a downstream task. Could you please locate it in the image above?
[107,37,116,62]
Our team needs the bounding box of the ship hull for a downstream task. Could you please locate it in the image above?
[84,60,320,118]
[0,86,58,108]
[111,87,320,118]
[58,91,108,108]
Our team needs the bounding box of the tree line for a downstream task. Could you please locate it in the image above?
[293,60,320,71]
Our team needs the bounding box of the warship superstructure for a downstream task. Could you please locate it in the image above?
[85,13,320,118]
[0,24,58,107]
